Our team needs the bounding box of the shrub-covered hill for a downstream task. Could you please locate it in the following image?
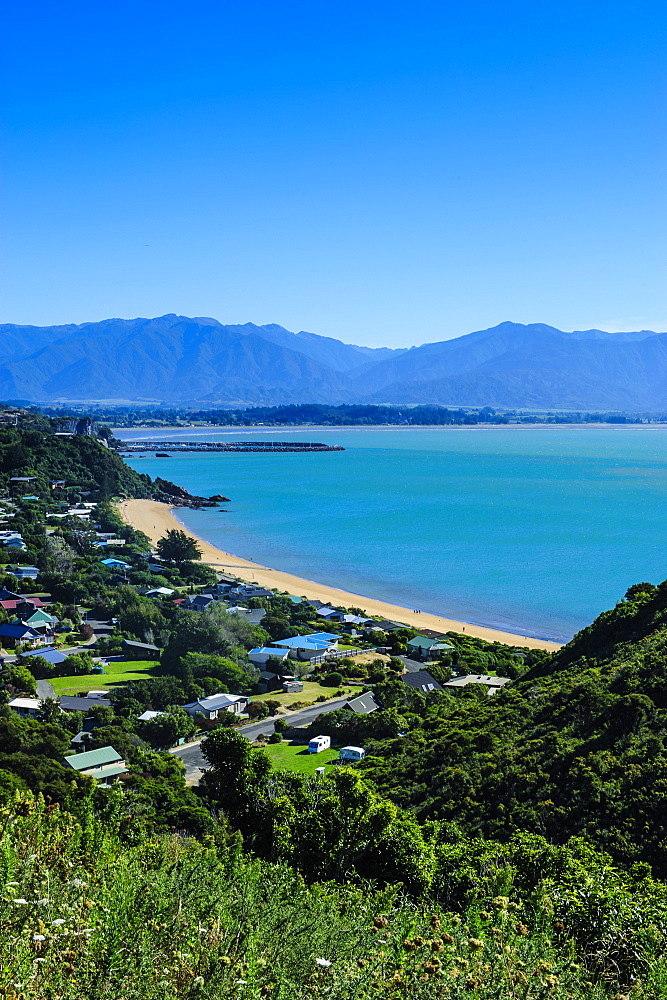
[0,426,153,498]
[361,581,667,877]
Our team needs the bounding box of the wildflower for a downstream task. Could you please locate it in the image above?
[515,923,529,936]
[235,980,248,985]
[315,958,332,967]
[441,932,455,945]
[467,938,484,950]
[373,916,388,928]
[13,898,28,905]
[193,977,205,986]
[52,919,66,926]
[70,879,86,888]
[6,882,19,887]
[32,934,45,941]
[37,898,49,905]
[34,958,45,964]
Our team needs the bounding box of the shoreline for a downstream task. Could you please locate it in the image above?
[117,498,561,651]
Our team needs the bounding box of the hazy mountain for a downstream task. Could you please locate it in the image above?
[359,323,667,409]
[1,315,667,410]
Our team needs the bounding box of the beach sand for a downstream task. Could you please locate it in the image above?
[118,499,561,651]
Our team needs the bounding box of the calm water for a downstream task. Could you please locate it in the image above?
[117,426,667,642]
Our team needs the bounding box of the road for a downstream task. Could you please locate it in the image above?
[171,694,352,783]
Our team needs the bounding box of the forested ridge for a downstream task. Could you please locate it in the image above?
[4,419,667,996]
[362,580,667,874]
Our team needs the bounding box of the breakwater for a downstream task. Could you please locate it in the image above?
[118,440,344,453]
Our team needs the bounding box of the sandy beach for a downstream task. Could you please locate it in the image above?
[118,498,561,651]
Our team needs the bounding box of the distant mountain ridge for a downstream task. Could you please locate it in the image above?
[1,314,666,410]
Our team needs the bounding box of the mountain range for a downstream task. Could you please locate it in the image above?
[2,314,667,410]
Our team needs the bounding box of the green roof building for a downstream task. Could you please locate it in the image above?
[64,745,127,784]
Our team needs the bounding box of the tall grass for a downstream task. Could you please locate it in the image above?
[1,793,665,998]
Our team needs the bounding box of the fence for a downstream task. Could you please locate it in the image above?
[309,647,364,666]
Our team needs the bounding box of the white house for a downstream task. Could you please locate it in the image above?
[8,697,41,717]
[182,692,250,720]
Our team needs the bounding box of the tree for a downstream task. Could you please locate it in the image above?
[138,707,195,750]
[8,663,37,696]
[38,535,77,576]
[156,529,202,564]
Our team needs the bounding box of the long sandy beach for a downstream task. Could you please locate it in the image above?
[118,499,561,651]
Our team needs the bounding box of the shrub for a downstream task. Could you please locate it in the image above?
[268,732,282,743]
[322,670,343,687]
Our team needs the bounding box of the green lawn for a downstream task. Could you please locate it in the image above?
[48,659,159,695]
[252,680,354,708]
[263,739,339,774]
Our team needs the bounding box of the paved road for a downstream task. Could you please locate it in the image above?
[171,695,352,782]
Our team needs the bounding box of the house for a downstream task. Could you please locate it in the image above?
[270,634,338,661]
[63,745,127,783]
[49,479,66,489]
[122,639,159,660]
[4,538,27,552]
[344,691,380,715]
[60,694,112,712]
[226,606,266,624]
[137,710,166,721]
[406,635,456,661]
[8,697,42,717]
[283,679,303,694]
[364,619,403,634]
[443,675,510,694]
[1,598,44,616]
[0,623,48,649]
[401,670,444,694]
[0,587,21,602]
[21,608,59,631]
[183,594,216,612]
[7,566,39,581]
[23,646,67,666]
[317,607,371,626]
[100,557,132,571]
[229,585,274,600]
[257,671,284,693]
[182,692,250,719]
[143,587,175,597]
[248,646,290,667]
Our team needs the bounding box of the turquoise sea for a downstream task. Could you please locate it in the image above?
[117,426,667,643]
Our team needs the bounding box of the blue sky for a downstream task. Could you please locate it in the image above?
[2,0,665,346]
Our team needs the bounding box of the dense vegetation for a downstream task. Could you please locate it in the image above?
[25,400,647,427]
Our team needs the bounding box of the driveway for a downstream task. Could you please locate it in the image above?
[36,679,56,700]
[171,694,352,783]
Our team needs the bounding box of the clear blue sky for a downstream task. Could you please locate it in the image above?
[2,0,665,346]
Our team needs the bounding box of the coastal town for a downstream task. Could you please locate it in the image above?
[0,414,537,801]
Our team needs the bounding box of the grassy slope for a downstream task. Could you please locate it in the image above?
[49,660,158,694]
[264,739,340,774]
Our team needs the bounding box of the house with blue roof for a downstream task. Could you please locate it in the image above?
[248,646,290,666]
[269,633,339,660]
[0,622,48,649]
[100,557,132,571]
[23,646,67,666]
